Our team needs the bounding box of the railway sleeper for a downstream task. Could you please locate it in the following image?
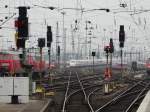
[100,104,132,112]
[66,104,90,112]
[68,100,84,105]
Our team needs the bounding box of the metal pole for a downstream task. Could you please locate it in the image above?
[57,46,60,68]
[62,12,65,67]
[22,48,26,65]
[130,51,132,62]
[139,51,140,61]
[58,54,60,67]
[98,44,100,58]
[93,56,94,72]
[121,48,123,79]
[85,21,88,58]
[71,24,75,59]
[56,22,59,63]
[49,46,53,86]
[61,11,66,68]
[48,46,52,85]
[40,48,42,85]
[110,53,112,78]
[105,52,109,80]
[89,37,92,59]
[77,35,80,59]
[64,28,67,68]
[106,53,109,73]
[48,47,51,69]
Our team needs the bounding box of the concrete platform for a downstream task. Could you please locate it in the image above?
[137,90,150,112]
[0,99,51,112]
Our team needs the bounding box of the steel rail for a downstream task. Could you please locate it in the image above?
[62,71,72,112]
[87,88,102,112]
[125,82,150,112]
[95,81,144,112]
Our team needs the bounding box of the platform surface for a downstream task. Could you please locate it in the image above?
[0,99,50,112]
[137,90,150,112]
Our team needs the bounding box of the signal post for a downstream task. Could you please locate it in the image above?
[103,38,114,94]
[119,25,125,80]
[104,46,111,94]
[15,7,34,97]
[92,51,96,73]
[38,38,45,99]
[47,26,53,85]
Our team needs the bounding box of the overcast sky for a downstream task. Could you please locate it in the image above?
[0,0,150,56]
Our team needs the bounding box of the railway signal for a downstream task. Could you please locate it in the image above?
[47,26,53,70]
[16,38,25,49]
[38,38,45,89]
[38,38,45,72]
[38,38,45,48]
[92,51,96,72]
[104,44,115,94]
[14,6,33,96]
[38,38,45,68]
[104,46,110,94]
[119,25,125,48]
[15,7,29,39]
[109,38,114,78]
[119,25,125,79]
[14,7,29,65]
[47,26,53,47]
[109,38,114,53]
[104,46,111,79]
[14,7,29,49]
[57,46,60,67]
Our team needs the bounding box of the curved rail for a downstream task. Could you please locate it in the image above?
[87,88,101,112]
[125,82,150,112]
[61,71,102,112]
[62,71,72,112]
[95,81,145,112]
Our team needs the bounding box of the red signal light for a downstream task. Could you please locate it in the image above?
[15,20,23,28]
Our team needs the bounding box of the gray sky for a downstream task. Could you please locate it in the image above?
[0,0,150,55]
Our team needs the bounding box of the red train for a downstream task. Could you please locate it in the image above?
[146,58,150,74]
[0,51,52,78]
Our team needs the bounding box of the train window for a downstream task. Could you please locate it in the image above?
[0,54,10,60]
[13,55,20,60]
[35,55,40,60]
[0,55,3,60]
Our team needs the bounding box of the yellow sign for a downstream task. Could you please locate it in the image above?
[45,92,55,96]
[35,86,44,93]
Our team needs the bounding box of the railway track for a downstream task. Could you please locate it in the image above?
[95,80,150,112]
[44,72,103,92]
[60,71,103,112]
[47,67,148,112]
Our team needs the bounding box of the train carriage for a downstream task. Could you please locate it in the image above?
[146,58,150,74]
[0,51,49,77]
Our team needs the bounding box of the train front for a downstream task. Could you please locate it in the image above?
[146,58,150,74]
[0,53,12,76]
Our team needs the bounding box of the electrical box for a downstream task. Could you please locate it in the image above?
[14,77,29,95]
[0,77,29,103]
[0,96,11,103]
[0,77,13,95]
